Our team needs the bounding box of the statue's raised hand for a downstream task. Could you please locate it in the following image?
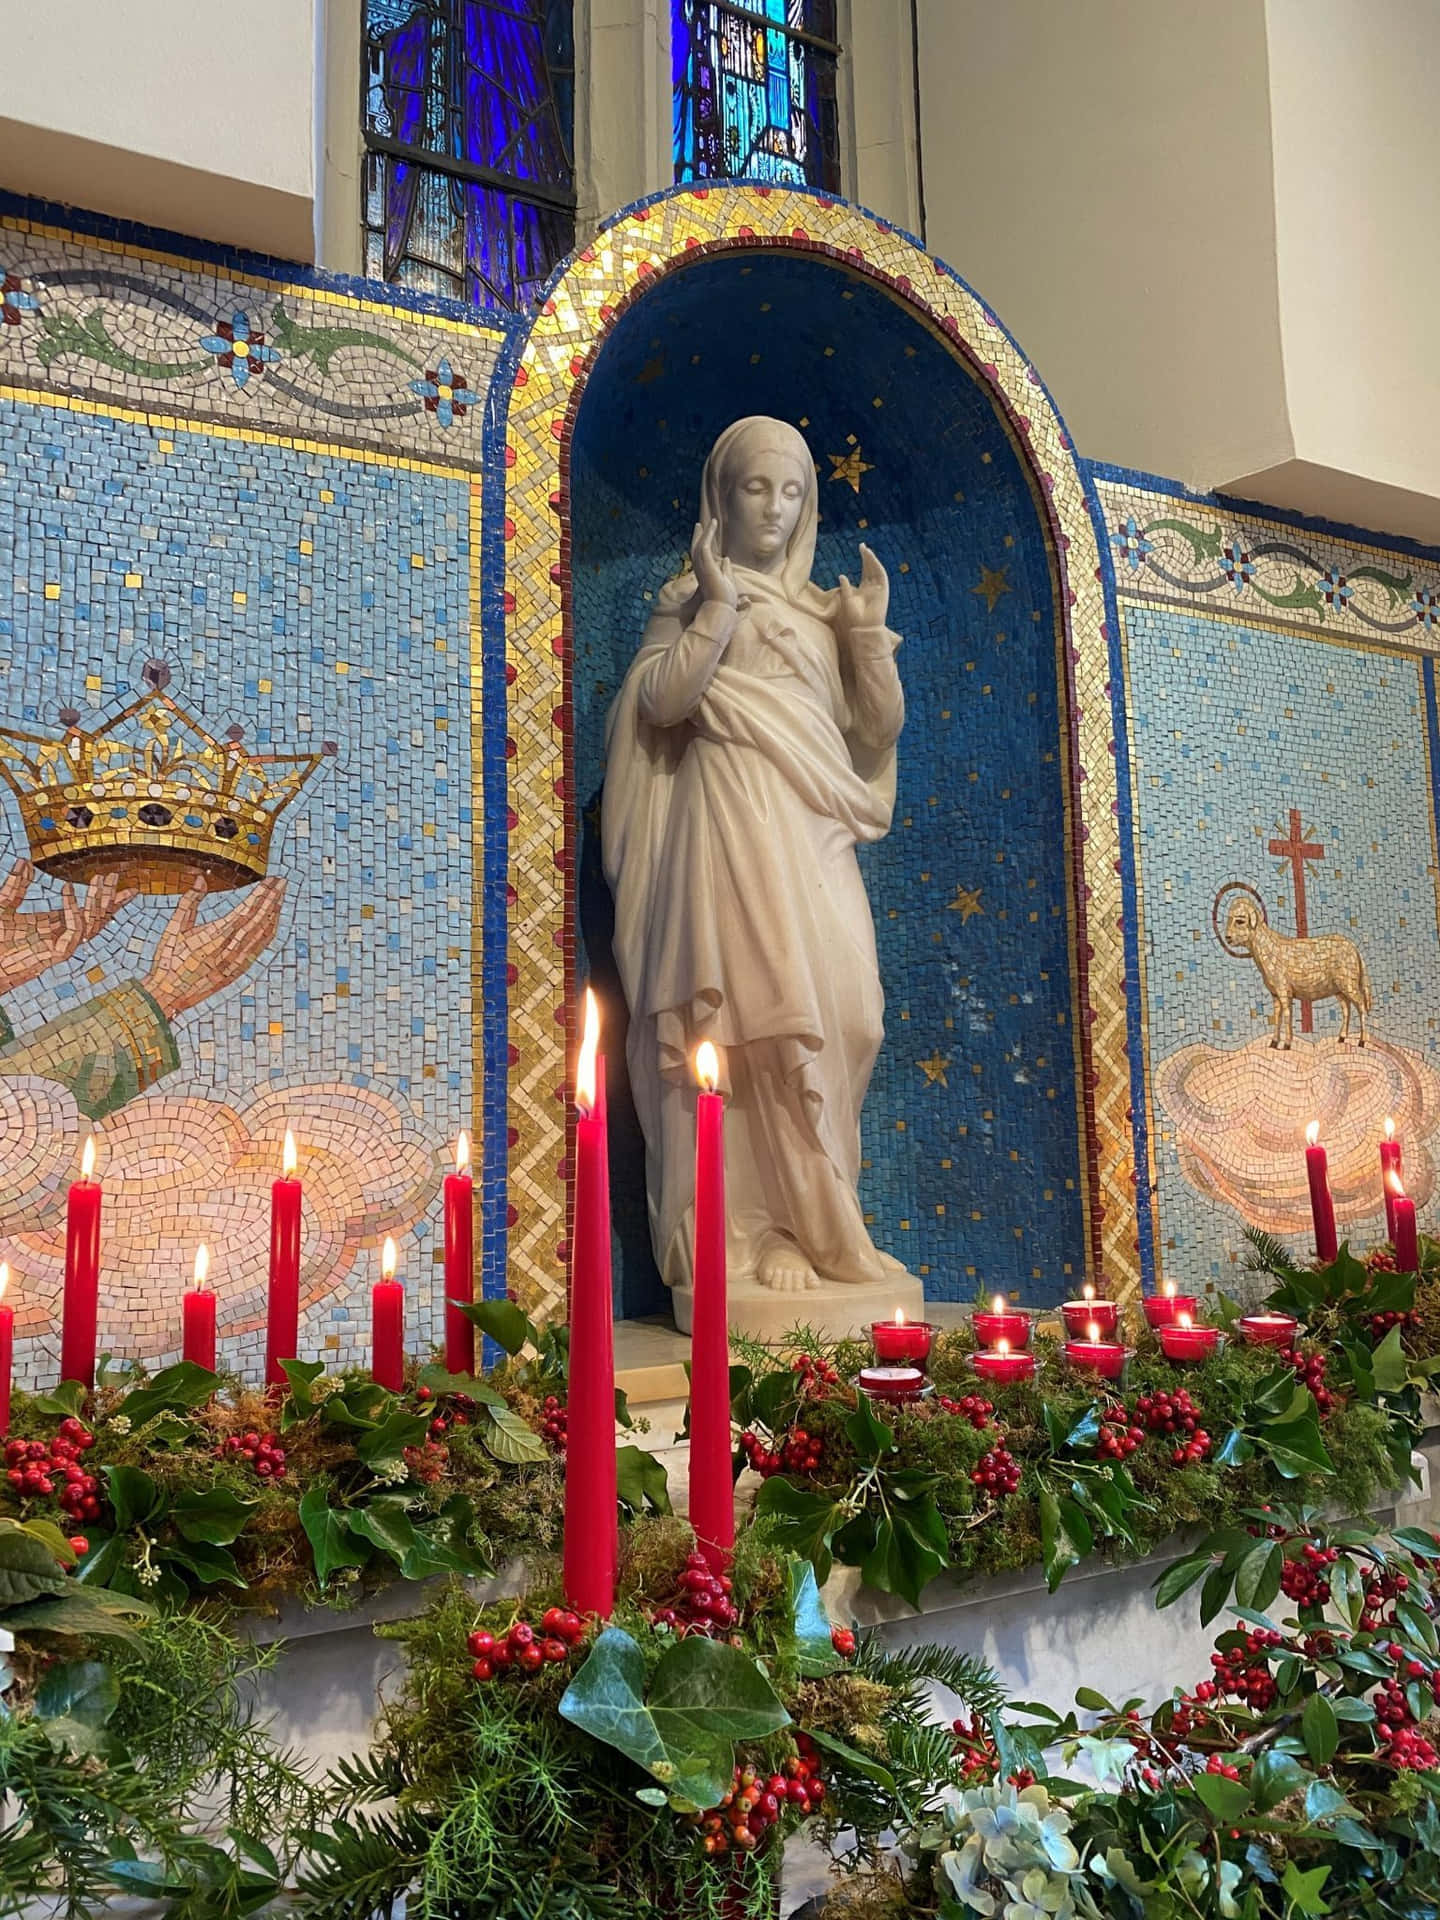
[836,543,890,633]
[144,875,285,1020]
[0,859,136,995]
[690,518,739,611]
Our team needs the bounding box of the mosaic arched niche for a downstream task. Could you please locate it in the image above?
[502,184,1133,1321]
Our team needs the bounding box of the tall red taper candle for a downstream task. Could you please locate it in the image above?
[443,1130,475,1375]
[1390,1174,1420,1273]
[371,1236,405,1391]
[1382,1117,1402,1244]
[265,1128,302,1387]
[689,1041,733,1574]
[1305,1121,1338,1263]
[182,1244,217,1372]
[0,1264,12,1438]
[61,1135,101,1388]
[564,990,617,1619]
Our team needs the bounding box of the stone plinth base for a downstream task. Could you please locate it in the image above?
[669,1270,926,1342]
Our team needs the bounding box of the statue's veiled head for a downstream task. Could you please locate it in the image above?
[702,416,818,593]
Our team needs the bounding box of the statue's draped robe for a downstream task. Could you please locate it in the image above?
[603,566,904,1291]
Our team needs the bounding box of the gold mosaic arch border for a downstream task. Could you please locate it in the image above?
[502,184,1138,1318]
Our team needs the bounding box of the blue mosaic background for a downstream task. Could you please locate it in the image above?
[0,396,474,1360]
[569,249,1087,1315]
[1125,601,1440,1282]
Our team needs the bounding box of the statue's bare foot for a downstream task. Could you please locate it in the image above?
[758,1240,821,1292]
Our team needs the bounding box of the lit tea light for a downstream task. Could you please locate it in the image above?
[973,1294,1032,1350]
[1159,1310,1220,1363]
[1142,1278,1197,1329]
[971,1335,1036,1385]
[1238,1310,1299,1348]
[1062,1278,1118,1340]
[872,1306,935,1368]
[1064,1318,1127,1380]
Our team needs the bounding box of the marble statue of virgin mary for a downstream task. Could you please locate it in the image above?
[602,416,922,1334]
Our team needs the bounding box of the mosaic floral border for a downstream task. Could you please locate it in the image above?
[0,213,502,471]
[503,184,1140,1315]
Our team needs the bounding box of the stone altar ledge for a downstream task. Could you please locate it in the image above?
[669,1268,926,1341]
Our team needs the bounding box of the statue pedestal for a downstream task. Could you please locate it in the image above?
[670,1271,927,1343]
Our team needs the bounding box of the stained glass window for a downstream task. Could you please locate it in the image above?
[673,0,842,190]
[363,0,575,312]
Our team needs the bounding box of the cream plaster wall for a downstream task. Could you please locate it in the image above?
[913,0,1293,491]
[0,0,320,259]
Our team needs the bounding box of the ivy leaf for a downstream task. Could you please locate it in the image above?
[1234,1540,1282,1613]
[750,1369,799,1433]
[860,1496,949,1609]
[558,1626,669,1781]
[279,1358,327,1428]
[787,1559,840,1677]
[1304,1779,1353,1824]
[164,1539,245,1587]
[344,1499,419,1568]
[34,1658,119,1731]
[1193,1771,1252,1822]
[414,1363,505,1409]
[1063,1403,1102,1452]
[1371,1325,1410,1395]
[103,1465,162,1533]
[481,1404,549,1465]
[753,1478,842,1584]
[616,1443,671,1517]
[454,1297,532,1355]
[1281,1861,1331,1915]
[354,1409,431,1468]
[1332,1815,1383,1852]
[844,1393,896,1462]
[171,1486,257,1546]
[1039,1488,1092,1593]
[30,1381,87,1417]
[1214,1428,1254,1467]
[647,1633,791,1750]
[1302,1693,1340,1767]
[114,1361,218,1430]
[297,1487,371,1587]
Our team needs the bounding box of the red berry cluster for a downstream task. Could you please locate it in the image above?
[1097,1408,1144,1461]
[1133,1389,1212,1464]
[830,1625,856,1659]
[1279,1541,1339,1610]
[5,1419,101,1521]
[539,1395,567,1453]
[951,1711,999,1784]
[468,1606,586,1680]
[1369,1308,1420,1342]
[403,1440,449,1485]
[1280,1345,1334,1414]
[970,1442,1021,1496]
[1382,1723,1440,1770]
[936,1393,993,1430]
[1359,1568,1411,1633]
[689,1741,825,1855]
[216,1429,287,1479]
[792,1352,841,1396]
[1203,1753,1243,1780]
[739,1426,823,1478]
[1198,1627,1284,1711]
[649,1550,740,1637]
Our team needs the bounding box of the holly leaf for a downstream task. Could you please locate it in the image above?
[615,1443,671,1517]
[171,1486,257,1546]
[414,1363,505,1409]
[1063,1403,1102,1452]
[103,1465,161,1533]
[787,1558,840,1676]
[1257,1414,1334,1479]
[1214,1428,1254,1467]
[480,1404,549,1465]
[753,1478,842,1584]
[297,1487,371,1587]
[114,1361,218,1430]
[454,1297,532,1356]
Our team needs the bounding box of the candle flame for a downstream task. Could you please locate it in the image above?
[695,1039,720,1093]
[283,1128,297,1178]
[1162,1280,1176,1299]
[192,1244,210,1290]
[991,1294,1006,1314]
[1390,1170,1406,1198]
[1177,1310,1193,1330]
[1087,1320,1101,1344]
[1082,1282,1095,1302]
[381,1236,398,1282]
[1306,1120,1320,1148]
[80,1135,95,1181]
[1386,1115,1396,1141]
[894,1307,906,1327]
[996,1337,1011,1357]
[455,1130,470,1175]
[576,989,600,1115]
[0,1262,8,1304]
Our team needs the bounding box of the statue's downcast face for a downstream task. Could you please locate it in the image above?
[719,446,808,572]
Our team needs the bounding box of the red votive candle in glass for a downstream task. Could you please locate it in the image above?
[1064,1321,1127,1380]
[182,1244,217,1373]
[1305,1121,1339,1263]
[1061,1284,1119,1340]
[443,1130,475,1375]
[1390,1174,1420,1272]
[872,1310,935,1368]
[971,1337,1036,1386]
[61,1135,101,1389]
[371,1236,405,1392]
[973,1294,1032,1349]
[1160,1312,1220,1363]
[265,1128,303,1388]
[1142,1282,1196,1330]
[1238,1311,1299,1348]
[0,1263,12,1438]
[858,1364,926,1403]
[1381,1117,1402,1244]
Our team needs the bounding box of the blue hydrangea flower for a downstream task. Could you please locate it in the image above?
[410,358,478,429]
[199,311,279,389]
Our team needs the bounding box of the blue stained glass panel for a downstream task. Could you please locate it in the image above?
[673,0,841,189]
